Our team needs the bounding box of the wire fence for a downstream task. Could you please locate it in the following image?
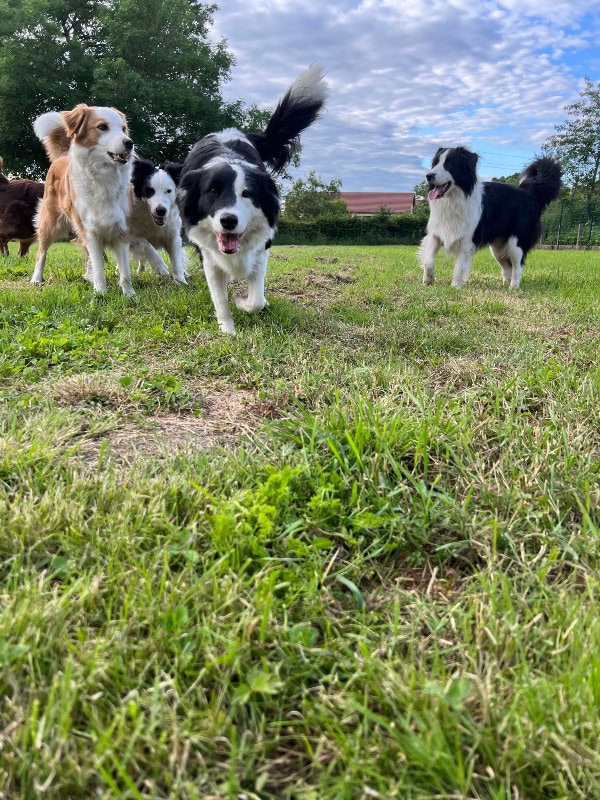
[541,198,600,248]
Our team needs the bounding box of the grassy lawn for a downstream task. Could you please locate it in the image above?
[0,242,599,799]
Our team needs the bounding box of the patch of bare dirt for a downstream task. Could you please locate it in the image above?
[271,267,357,307]
[428,357,489,392]
[62,382,284,467]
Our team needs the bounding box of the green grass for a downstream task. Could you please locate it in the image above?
[0,241,599,799]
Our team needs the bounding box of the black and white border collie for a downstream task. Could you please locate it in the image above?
[129,158,187,284]
[419,147,562,289]
[176,65,328,333]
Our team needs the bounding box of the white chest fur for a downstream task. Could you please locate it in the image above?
[71,150,131,238]
[428,183,483,253]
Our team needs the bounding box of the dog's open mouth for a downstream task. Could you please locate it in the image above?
[428,182,451,200]
[152,215,166,227]
[108,152,131,165]
[215,231,243,254]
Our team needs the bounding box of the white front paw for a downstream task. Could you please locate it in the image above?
[218,319,236,334]
[232,293,267,313]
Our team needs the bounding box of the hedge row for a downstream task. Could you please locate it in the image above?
[275,214,427,246]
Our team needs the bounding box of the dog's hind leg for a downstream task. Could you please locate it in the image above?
[233,251,268,314]
[30,206,57,284]
[506,236,524,289]
[0,240,8,257]
[489,241,512,285]
[418,234,441,285]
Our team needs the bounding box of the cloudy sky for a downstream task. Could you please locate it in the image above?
[211,0,600,193]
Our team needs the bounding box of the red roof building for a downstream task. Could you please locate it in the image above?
[340,192,416,216]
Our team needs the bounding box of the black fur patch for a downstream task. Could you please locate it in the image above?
[163,162,184,186]
[131,158,156,198]
[442,147,479,197]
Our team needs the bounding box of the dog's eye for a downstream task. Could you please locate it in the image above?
[242,189,253,199]
[144,188,155,198]
[97,124,109,131]
[122,126,127,133]
[166,189,172,194]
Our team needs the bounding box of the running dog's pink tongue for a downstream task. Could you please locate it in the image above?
[215,232,242,254]
[428,187,443,200]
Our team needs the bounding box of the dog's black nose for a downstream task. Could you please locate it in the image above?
[426,172,435,182]
[123,138,134,152]
[155,206,167,217]
[220,213,238,231]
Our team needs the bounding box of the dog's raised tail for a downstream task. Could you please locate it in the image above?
[34,112,70,162]
[248,64,328,173]
[519,157,562,210]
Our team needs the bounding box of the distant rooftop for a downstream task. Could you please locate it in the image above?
[340,192,416,215]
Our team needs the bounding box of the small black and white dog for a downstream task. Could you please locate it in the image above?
[419,147,562,289]
[176,65,328,333]
[129,158,187,284]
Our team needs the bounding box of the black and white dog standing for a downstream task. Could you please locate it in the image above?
[129,158,187,284]
[419,147,562,289]
[176,65,328,333]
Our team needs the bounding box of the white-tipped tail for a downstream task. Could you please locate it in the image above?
[286,64,329,108]
[246,64,328,173]
[33,111,63,142]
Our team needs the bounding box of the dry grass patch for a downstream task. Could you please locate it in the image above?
[76,389,261,466]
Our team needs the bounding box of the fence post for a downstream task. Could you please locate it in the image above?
[576,223,582,249]
[555,200,563,249]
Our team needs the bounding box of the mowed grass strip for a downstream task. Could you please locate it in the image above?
[0,242,598,799]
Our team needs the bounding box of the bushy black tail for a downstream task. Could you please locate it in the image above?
[519,157,562,210]
[247,64,328,173]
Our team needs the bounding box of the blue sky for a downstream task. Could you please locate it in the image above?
[212,0,600,193]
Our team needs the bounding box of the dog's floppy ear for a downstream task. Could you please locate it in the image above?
[131,157,156,197]
[61,104,93,139]
[457,147,479,170]
[178,169,203,196]
[164,162,184,186]
[432,146,446,165]
[177,169,203,216]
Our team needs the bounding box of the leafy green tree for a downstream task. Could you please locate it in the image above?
[543,78,600,209]
[491,172,521,185]
[0,0,265,177]
[413,180,428,200]
[283,171,349,220]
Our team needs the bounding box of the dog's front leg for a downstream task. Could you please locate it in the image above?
[451,246,475,288]
[233,251,268,313]
[203,259,235,334]
[419,234,441,285]
[112,240,135,296]
[130,238,169,277]
[167,239,187,285]
[87,235,108,294]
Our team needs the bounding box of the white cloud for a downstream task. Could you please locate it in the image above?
[212,0,600,190]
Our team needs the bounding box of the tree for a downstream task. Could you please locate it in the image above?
[0,0,263,177]
[283,171,349,220]
[490,172,521,185]
[542,78,600,209]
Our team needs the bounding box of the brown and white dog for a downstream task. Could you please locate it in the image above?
[31,104,136,295]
